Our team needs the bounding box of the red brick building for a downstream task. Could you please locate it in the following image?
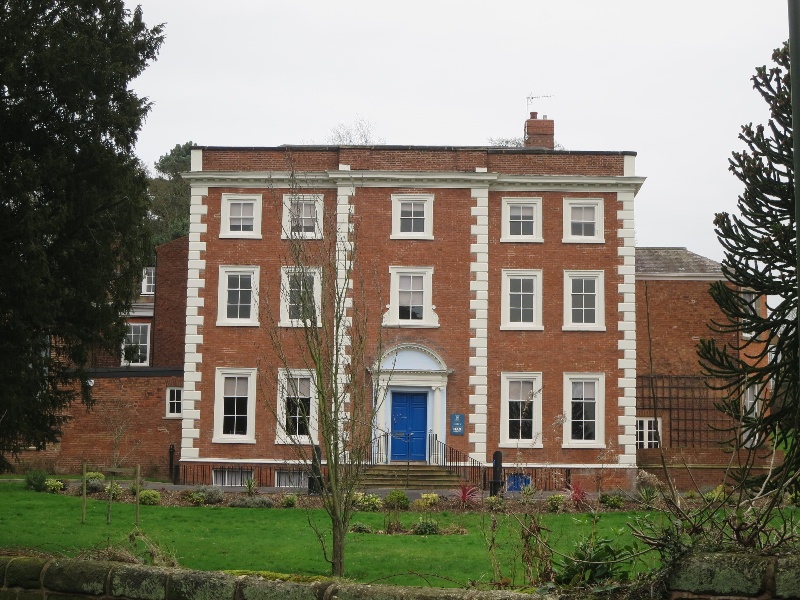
[173,113,645,490]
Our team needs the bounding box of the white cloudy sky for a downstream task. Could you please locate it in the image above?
[129,1,789,262]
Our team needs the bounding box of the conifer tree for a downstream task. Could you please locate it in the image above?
[698,43,800,483]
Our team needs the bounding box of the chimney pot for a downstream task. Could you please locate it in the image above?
[530,112,538,119]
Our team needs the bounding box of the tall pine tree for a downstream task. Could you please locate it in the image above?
[699,43,800,483]
[0,2,163,469]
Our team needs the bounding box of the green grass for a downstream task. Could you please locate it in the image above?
[0,484,657,587]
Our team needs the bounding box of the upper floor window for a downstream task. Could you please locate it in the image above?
[562,373,605,448]
[563,270,605,331]
[563,198,604,243]
[500,372,543,448]
[141,267,155,295]
[391,194,434,240]
[122,323,150,366]
[501,269,543,330]
[217,266,260,327]
[501,198,542,242]
[213,368,256,443]
[741,291,759,339]
[221,193,262,239]
[282,194,323,240]
[166,387,183,418]
[280,267,321,327]
[383,266,439,328]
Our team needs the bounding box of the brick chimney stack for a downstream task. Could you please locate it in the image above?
[524,112,555,149]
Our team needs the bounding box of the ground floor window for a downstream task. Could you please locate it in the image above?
[636,417,661,448]
[276,469,308,488]
[212,468,253,486]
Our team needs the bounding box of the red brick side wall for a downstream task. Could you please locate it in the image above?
[153,236,189,367]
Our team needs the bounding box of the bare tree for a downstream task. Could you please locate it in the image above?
[326,116,384,145]
[261,173,385,576]
[96,384,141,468]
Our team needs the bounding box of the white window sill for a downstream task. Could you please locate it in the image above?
[499,442,543,449]
[562,325,606,332]
[561,237,605,244]
[389,234,435,241]
[500,237,544,244]
[562,442,606,449]
[212,437,256,444]
[121,362,149,367]
[275,437,314,446]
[216,320,260,327]
[383,322,440,329]
[219,233,262,240]
[164,415,182,420]
[279,321,319,328]
[280,233,323,240]
[500,324,544,331]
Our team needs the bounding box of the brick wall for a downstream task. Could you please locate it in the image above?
[153,236,188,367]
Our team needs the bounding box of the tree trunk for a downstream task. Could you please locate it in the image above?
[331,516,347,576]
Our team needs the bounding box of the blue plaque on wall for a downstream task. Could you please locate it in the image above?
[450,413,465,436]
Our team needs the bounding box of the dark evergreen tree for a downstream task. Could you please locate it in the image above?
[146,142,193,254]
[698,43,800,483]
[0,1,163,469]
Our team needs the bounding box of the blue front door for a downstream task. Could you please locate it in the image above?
[391,392,427,461]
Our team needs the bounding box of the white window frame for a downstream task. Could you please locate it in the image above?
[562,373,605,449]
[501,269,543,330]
[217,266,260,327]
[390,194,434,240]
[212,468,254,487]
[276,369,318,446]
[276,470,309,488]
[121,322,150,366]
[562,198,604,243]
[563,270,605,331]
[501,197,543,243]
[281,193,323,240]
[279,266,322,328]
[141,266,155,295]
[220,193,262,239]
[383,266,439,328]
[213,368,257,444]
[741,291,758,339]
[500,372,543,448]
[635,417,661,448]
[166,387,183,418]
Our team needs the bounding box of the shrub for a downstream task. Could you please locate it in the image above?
[683,490,699,500]
[383,490,410,510]
[129,479,145,497]
[230,495,273,508]
[244,478,257,497]
[139,490,161,506]
[555,527,632,586]
[25,470,48,492]
[566,482,588,508]
[45,478,64,494]
[350,522,373,533]
[453,481,479,508]
[85,472,105,481]
[187,492,206,506]
[637,486,659,506]
[599,493,625,509]
[195,485,224,505]
[353,492,381,512]
[703,484,727,504]
[282,494,297,508]
[105,482,123,501]
[547,494,565,513]
[420,493,439,507]
[86,477,105,493]
[412,517,440,535]
[484,495,505,512]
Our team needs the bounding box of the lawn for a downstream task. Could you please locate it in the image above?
[0,484,656,588]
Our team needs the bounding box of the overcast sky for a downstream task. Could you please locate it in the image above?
[129,1,789,262]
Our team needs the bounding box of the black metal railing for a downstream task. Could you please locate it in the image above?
[427,432,484,488]
[369,431,390,465]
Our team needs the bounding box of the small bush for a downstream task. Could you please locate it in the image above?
[637,486,659,506]
[566,482,588,508]
[383,490,410,510]
[105,482,123,501]
[139,490,161,506]
[484,495,505,512]
[25,470,48,492]
[244,478,257,497]
[599,493,625,509]
[187,492,206,506]
[129,479,145,497]
[453,481,479,508]
[282,494,297,508]
[195,485,224,505]
[85,472,105,481]
[683,490,699,500]
[547,494,565,513]
[353,492,381,512]
[230,495,273,508]
[703,484,727,504]
[45,478,64,493]
[412,517,440,536]
[420,493,439,507]
[350,522,373,533]
[86,478,105,493]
